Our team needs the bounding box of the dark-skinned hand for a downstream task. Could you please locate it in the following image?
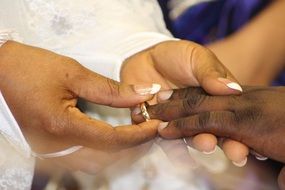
[132,86,285,189]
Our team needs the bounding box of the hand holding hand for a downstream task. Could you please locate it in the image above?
[0,41,161,172]
[123,40,248,165]
[137,86,285,189]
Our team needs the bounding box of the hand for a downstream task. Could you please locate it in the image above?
[139,86,285,189]
[0,41,161,172]
[123,40,248,165]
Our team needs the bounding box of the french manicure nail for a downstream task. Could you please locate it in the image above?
[158,90,173,102]
[218,78,243,92]
[132,107,141,115]
[158,122,169,131]
[255,154,268,161]
[133,83,161,95]
[232,157,247,167]
[202,146,217,155]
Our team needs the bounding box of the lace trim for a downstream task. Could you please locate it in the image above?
[23,0,98,49]
[0,168,33,190]
[0,135,34,190]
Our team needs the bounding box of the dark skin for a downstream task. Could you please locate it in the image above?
[132,86,285,189]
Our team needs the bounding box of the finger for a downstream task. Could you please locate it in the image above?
[222,139,249,167]
[132,89,232,122]
[158,112,251,166]
[157,87,207,103]
[50,107,160,151]
[250,150,268,161]
[190,134,218,154]
[278,166,285,190]
[69,64,161,107]
[150,40,242,95]
[188,43,243,95]
[158,111,239,139]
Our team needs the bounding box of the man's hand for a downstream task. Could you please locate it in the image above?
[135,86,285,189]
[0,41,161,172]
[123,40,248,165]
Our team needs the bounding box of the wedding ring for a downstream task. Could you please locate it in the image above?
[140,102,150,121]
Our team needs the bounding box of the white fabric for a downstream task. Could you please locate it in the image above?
[0,0,177,189]
[0,0,227,189]
[0,92,30,157]
[0,30,22,47]
[0,0,173,156]
[168,0,215,20]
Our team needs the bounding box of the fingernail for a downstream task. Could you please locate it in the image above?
[133,83,161,95]
[132,107,141,115]
[202,146,217,155]
[158,122,168,131]
[255,154,268,161]
[232,157,247,167]
[218,78,243,92]
[157,90,173,102]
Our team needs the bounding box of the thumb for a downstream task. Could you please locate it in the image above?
[190,43,243,95]
[69,65,161,107]
[150,40,242,95]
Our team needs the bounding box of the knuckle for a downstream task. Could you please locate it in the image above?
[104,78,120,106]
[174,87,207,99]
[188,43,214,63]
[182,93,206,113]
[62,56,81,66]
[233,106,262,125]
[148,104,164,118]
[172,119,188,136]
[148,103,174,121]
[198,112,210,130]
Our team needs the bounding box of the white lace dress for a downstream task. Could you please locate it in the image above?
[0,1,227,189]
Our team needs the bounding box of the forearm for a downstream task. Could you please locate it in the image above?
[208,0,285,85]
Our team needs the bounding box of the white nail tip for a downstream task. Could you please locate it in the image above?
[158,90,174,101]
[226,82,243,92]
[232,157,247,167]
[202,146,217,155]
[150,83,161,94]
[158,122,168,131]
[255,155,268,161]
[132,107,141,115]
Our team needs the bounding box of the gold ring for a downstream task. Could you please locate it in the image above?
[140,102,150,121]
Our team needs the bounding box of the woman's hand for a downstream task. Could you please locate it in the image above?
[0,41,161,172]
[122,40,248,165]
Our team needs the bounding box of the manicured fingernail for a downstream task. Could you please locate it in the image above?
[232,157,247,167]
[218,78,243,92]
[158,122,168,131]
[133,83,161,95]
[255,154,268,161]
[202,146,217,155]
[158,90,173,102]
[132,107,141,115]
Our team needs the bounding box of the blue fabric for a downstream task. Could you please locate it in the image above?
[159,0,285,85]
[171,0,271,44]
